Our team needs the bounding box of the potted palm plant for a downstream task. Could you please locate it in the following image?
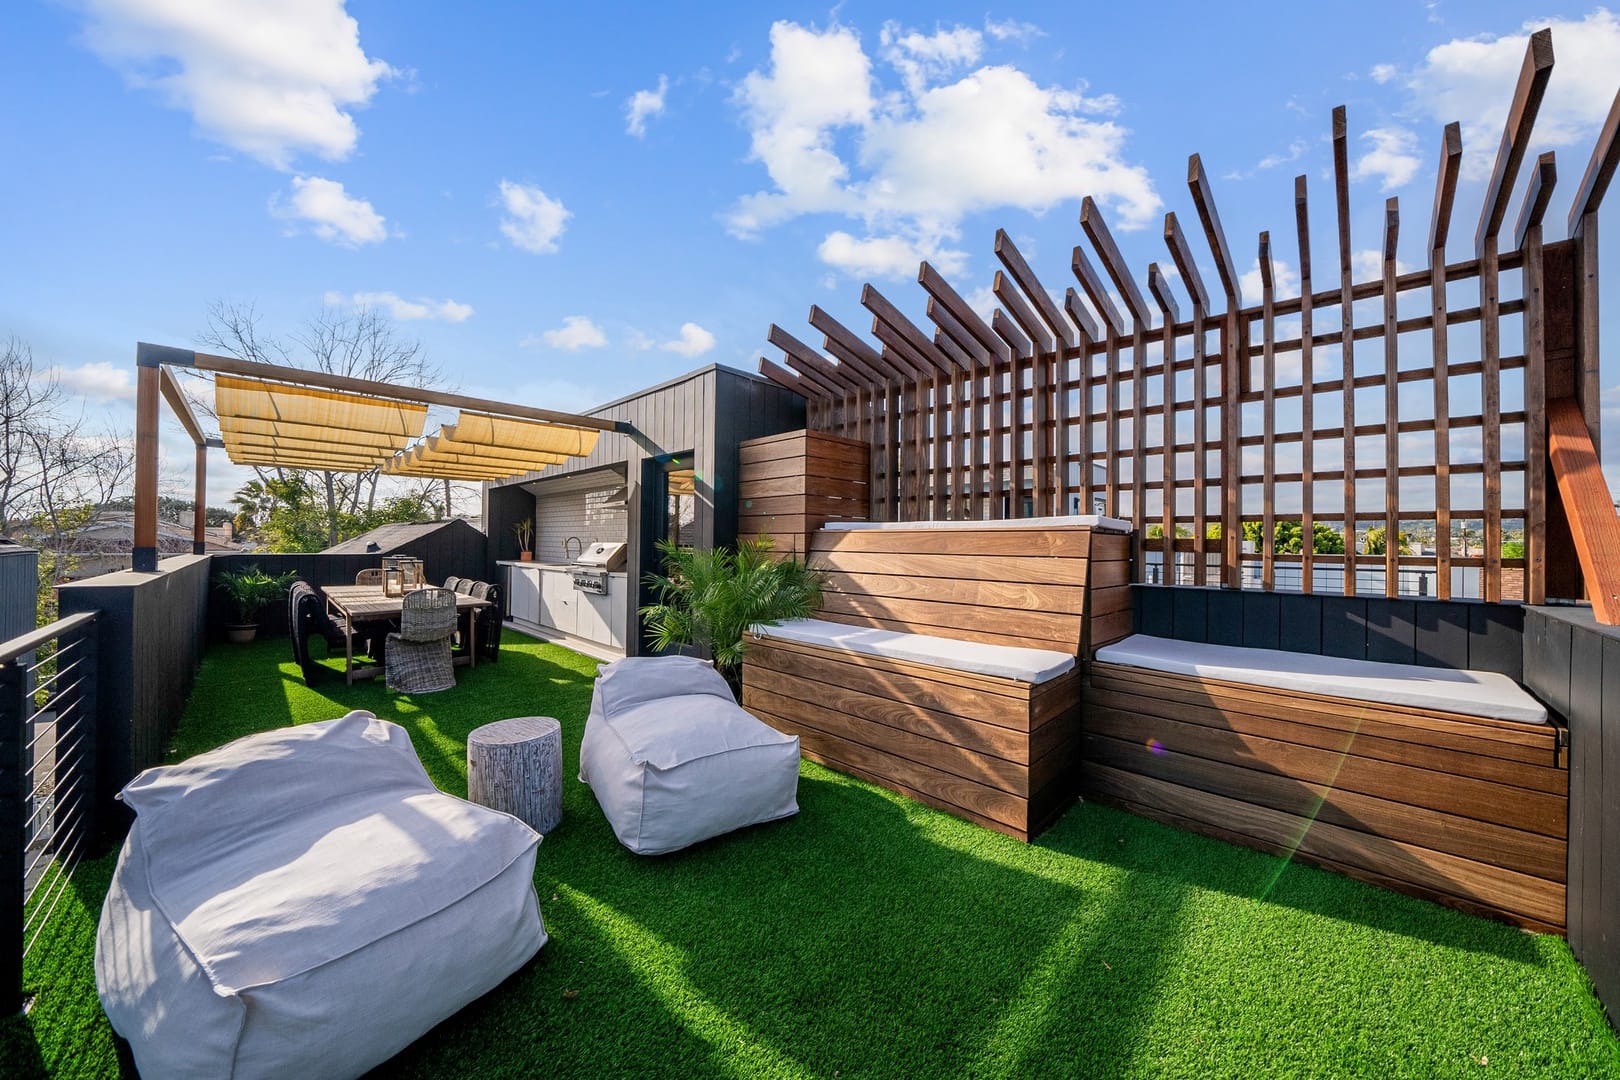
[514,518,534,562]
[215,565,297,644]
[640,537,822,698]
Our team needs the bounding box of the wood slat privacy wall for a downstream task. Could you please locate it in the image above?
[1083,662,1568,931]
[738,430,870,559]
[759,29,1620,613]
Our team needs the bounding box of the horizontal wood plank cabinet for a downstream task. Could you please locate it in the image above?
[1080,661,1569,931]
[738,430,870,560]
[742,520,1132,841]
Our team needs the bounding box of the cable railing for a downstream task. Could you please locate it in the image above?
[1,609,99,1012]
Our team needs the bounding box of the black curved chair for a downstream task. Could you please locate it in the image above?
[473,583,502,663]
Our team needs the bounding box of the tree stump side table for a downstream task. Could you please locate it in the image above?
[467,716,563,835]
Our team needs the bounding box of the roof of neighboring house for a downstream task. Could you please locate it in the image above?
[322,519,479,555]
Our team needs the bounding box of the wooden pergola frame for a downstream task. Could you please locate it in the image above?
[130,344,626,572]
[762,27,1620,624]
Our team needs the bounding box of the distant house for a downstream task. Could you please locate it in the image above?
[322,519,488,586]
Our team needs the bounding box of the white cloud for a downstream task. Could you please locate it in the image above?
[1350,127,1422,191]
[1405,11,1620,180]
[1258,138,1309,171]
[626,75,668,137]
[881,22,983,96]
[270,175,387,245]
[627,329,656,351]
[47,361,137,404]
[1352,248,1415,279]
[1369,63,1398,84]
[497,180,570,253]
[325,290,472,322]
[660,323,715,357]
[1239,255,1302,303]
[729,20,1159,280]
[816,230,965,279]
[984,17,1045,44]
[527,316,607,351]
[77,0,394,170]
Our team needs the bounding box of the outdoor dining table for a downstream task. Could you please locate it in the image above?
[323,584,492,684]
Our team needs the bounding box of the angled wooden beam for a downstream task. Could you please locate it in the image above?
[1080,197,1153,326]
[994,229,1077,349]
[918,261,1005,363]
[809,305,892,380]
[878,343,930,381]
[159,365,207,446]
[1333,105,1358,595]
[1475,27,1554,257]
[819,333,886,384]
[1148,263,1179,324]
[993,270,1056,355]
[1381,198,1401,596]
[932,329,974,369]
[1513,151,1558,252]
[1568,86,1620,237]
[863,284,956,373]
[758,357,824,398]
[992,309,1033,361]
[1187,154,1241,307]
[1548,396,1620,623]
[769,324,863,392]
[1295,173,1317,594]
[769,348,842,397]
[1064,288,1100,343]
[1163,211,1209,314]
[1071,243,1127,338]
[926,297,994,366]
[1428,122,1464,254]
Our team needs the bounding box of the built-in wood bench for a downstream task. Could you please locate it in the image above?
[1083,634,1568,932]
[741,517,1133,841]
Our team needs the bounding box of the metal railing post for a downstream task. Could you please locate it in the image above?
[0,658,25,1011]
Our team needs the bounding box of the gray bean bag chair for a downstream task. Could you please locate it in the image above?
[580,656,801,854]
[96,711,546,1080]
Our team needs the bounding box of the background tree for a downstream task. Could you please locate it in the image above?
[1362,526,1412,556]
[195,301,467,548]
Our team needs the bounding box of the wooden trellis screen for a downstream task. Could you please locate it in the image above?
[759,29,1619,608]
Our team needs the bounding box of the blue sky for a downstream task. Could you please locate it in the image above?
[3,1,1618,507]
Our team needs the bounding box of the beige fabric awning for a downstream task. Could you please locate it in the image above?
[215,374,428,472]
[214,375,602,480]
[378,411,601,481]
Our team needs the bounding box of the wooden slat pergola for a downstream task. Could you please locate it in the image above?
[760,27,1620,624]
[129,345,624,571]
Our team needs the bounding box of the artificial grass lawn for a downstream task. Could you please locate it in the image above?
[5,631,1618,1079]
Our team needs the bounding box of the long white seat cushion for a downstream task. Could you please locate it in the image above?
[823,514,1132,533]
[579,656,801,855]
[752,617,1076,685]
[96,711,547,1080]
[1095,634,1547,724]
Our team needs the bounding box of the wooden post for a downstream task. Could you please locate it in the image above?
[193,444,208,556]
[133,362,160,573]
[467,717,564,835]
[1333,107,1358,596]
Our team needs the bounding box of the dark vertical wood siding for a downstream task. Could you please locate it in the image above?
[1522,606,1618,1025]
[485,364,804,654]
[1131,586,1526,677]
[0,547,37,644]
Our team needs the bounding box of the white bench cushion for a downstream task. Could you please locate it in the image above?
[823,514,1132,533]
[1095,634,1547,724]
[752,617,1076,685]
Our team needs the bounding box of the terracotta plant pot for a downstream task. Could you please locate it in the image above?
[225,624,258,644]
[519,551,534,562]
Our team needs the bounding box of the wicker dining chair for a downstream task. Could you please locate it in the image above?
[355,568,385,586]
[442,576,462,594]
[454,578,476,595]
[386,587,458,693]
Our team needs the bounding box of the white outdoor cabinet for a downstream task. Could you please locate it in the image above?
[540,570,578,637]
[577,589,611,645]
[509,566,540,625]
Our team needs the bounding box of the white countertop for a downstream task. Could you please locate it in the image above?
[500,560,626,576]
